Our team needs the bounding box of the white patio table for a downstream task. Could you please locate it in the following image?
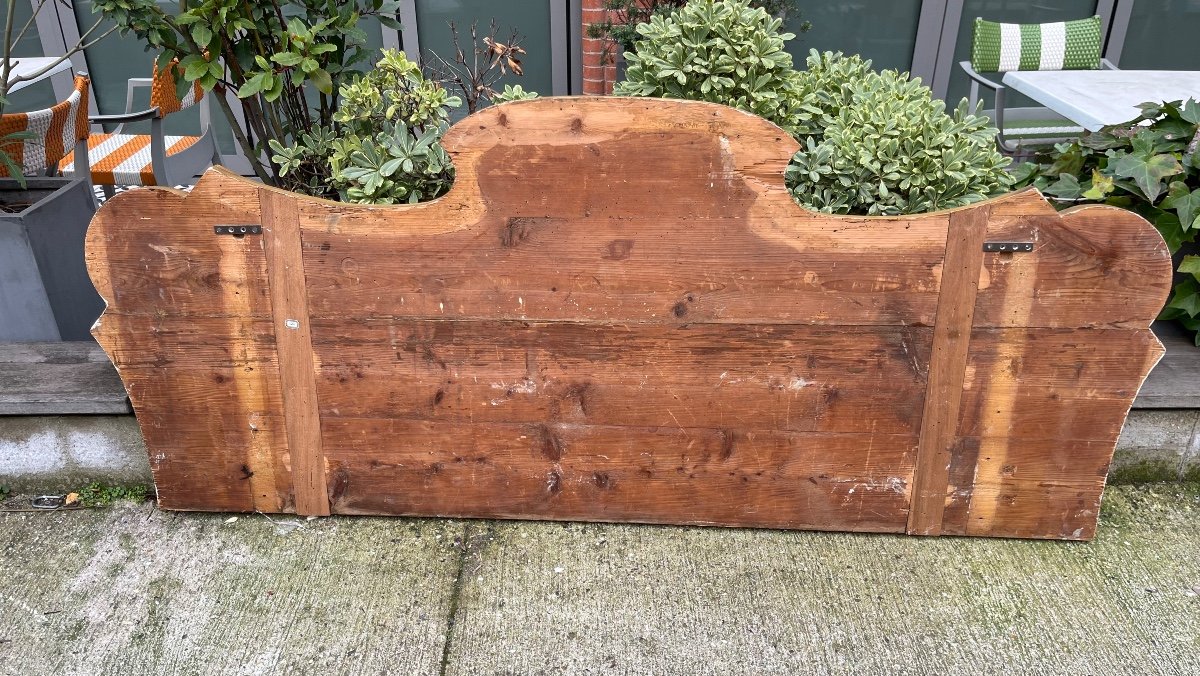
[1001,70,1200,131]
[3,56,74,94]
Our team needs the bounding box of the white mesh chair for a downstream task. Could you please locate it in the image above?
[960,15,1117,155]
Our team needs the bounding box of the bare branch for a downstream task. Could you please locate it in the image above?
[421,18,529,114]
[4,24,118,88]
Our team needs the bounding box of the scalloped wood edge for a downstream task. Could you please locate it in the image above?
[85,97,1173,539]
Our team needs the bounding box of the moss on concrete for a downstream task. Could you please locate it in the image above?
[1107,457,1182,484]
[1184,464,1200,484]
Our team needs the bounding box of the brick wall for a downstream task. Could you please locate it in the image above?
[582,0,618,95]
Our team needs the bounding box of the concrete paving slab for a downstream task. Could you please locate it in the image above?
[0,486,1197,675]
[0,506,464,675]
[446,485,1200,675]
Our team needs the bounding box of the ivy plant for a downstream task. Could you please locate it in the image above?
[614,0,808,135]
[786,51,1012,215]
[1013,99,1200,343]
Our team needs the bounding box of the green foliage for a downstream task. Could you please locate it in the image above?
[1013,99,1200,344]
[785,49,873,138]
[335,124,454,204]
[614,0,808,135]
[614,4,1008,216]
[334,49,460,128]
[91,0,403,186]
[491,84,539,104]
[76,482,150,507]
[269,50,458,204]
[587,0,806,54]
[785,51,1012,215]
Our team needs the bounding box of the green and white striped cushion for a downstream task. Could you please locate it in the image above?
[971,16,1102,72]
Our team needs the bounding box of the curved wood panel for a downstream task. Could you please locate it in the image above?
[85,97,1172,538]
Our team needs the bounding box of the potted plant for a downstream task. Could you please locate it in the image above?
[91,0,533,201]
[0,0,112,341]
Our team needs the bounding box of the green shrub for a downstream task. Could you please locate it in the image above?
[587,0,807,60]
[1013,100,1200,343]
[787,49,873,139]
[614,0,807,135]
[614,3,1010,216]
[270,50,458,204]
[785,51,1012,216]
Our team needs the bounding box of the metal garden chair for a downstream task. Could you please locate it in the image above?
[960,15,1117,155]
[60,59,219,190]
[0,73,91,182]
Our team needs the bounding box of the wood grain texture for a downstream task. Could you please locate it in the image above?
[86,179,290,513]
[907,207,990,535]
[0,341,129,414]
[311,320,931,434]
[263,191,330,516]
[940,329,1165,540]
[84,97,1174,538]
[321,419,916,532]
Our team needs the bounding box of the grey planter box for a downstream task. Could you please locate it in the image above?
[0,177,101,341]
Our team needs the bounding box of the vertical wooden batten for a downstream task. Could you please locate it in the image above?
[907,206,991,536]
[262,190,331,516]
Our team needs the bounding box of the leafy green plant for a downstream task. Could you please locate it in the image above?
[785,51,1012,215]
[270,49,458,204]
[76,482,150,507]
[1170,256,1200,341]
[614,0,808,135]
[92,0,403,187]
[587,0,807,66]
[1013,99,1200,343]
[614,4,1009,216]
[491,84,539,104]
[335,123,454,204]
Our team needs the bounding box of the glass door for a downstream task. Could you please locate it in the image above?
[1115,0,1200,70]
[786,0,926,73]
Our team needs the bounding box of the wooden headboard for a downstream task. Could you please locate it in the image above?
[85,97,1172,539]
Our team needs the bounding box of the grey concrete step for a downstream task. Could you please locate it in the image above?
[0,341,130,415]
[1137,321,1200,409]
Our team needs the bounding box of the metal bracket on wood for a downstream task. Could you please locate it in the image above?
[214,224,262,236]
[983,242,1033,252]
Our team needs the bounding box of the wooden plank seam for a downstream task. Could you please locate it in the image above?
[261,190,331,516]
[907,206,991,535]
